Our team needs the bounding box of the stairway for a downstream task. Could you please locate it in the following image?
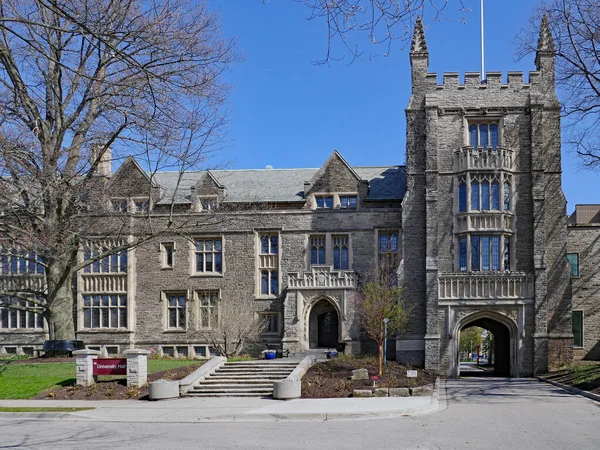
[186,360,299,397]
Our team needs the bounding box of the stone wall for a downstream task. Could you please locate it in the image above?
[568,226,600,360]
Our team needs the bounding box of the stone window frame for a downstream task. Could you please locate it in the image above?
[464,116,504,150]
[196,290,220,329]
[198,195,219,212]
[160,242,175,270]
[82,294,128,329]
[572,310,584,348]
[0,296,45,330]
[256,231,280,299]
[307,233,353,270]
[376,229,400,270]
[163,291,187,331]
[455,233,513,273]
[82,245,128,274]
[332,235,350,270]
[190,235,225,277]
[457,173,514,215]
[310,192,359,210]
[111,197,152,214]
[567,253,580,278]
[259,312,280,335]
[0,250,45,275]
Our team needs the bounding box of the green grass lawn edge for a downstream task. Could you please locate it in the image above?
[0,359,202,399]
[0,407,95,413]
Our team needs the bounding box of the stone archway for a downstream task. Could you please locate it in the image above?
[308,299,339,348]
[450,310,519,378]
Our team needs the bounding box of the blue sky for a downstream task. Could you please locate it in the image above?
[208,0,599,213]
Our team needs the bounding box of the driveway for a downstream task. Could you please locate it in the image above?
[1,377,599,449]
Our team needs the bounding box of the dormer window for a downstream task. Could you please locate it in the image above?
[113,199,128,213]
[339,196,357,209]
[134,199,150,214]
[200,196,218,211]
[316,196,333,209]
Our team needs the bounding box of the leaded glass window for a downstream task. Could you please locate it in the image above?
[310,236,326,265]
[333,235,349,270]
[195,238,222,273]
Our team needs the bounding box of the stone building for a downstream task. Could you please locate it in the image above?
[0,18,599,377]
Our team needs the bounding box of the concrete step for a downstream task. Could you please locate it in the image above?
[186,392,273,398]
[214,370,293,375]
[190,385,273,394]
[193,384,273,390]
[204,376,288,382]
[183,358,301,398]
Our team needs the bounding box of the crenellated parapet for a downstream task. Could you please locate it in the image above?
[420,71,544,91]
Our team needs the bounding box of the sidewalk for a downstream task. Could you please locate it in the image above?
[0,391,439,423]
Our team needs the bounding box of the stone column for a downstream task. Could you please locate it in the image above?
[124,349,151,388]
[73,349,100,386]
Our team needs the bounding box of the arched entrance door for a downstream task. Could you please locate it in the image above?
[309,299,339,348]
[453,311,518,378]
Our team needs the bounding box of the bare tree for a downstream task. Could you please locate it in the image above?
[520,1,600,168]
[0,0,236,339]
[357,260,410,377]
[198,297,265,358]
[296,0,468,64]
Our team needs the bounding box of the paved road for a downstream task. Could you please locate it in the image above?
[1,378,599,449]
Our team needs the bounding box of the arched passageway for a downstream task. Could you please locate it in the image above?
[453,311,517,378]
[308,299,339,348]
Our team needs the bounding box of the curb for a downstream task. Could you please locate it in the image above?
[537,376,600,403]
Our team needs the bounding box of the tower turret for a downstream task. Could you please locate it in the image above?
[410,17,429,92]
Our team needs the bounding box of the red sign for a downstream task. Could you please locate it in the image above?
[93,358,127,375]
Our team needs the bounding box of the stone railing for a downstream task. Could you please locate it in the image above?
[455,212,514,233]
[288,266,356,289]
[454,146,514,172]
[81,273,127,293]
[438,272,533,300]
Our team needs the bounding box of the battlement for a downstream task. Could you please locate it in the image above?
[422,71,542,90]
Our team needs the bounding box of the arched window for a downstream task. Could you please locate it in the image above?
[459,237,467,272]
[491,180,500,210]
[469,124,478,150]
[471,236,480,271]
[490,124,498,149]
[471,180,480,210]
[481,180,490,210]
[459,182,467,212]
[503,182,511,211]
[480,124,488,148]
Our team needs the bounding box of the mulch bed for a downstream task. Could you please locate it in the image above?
[31,363,203,401]
[301,355,437,398]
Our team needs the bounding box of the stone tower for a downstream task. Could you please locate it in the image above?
[399,16,573,376]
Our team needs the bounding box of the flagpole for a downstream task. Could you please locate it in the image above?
[480,0,485,82]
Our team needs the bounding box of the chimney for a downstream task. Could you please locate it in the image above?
[91,144,112,177]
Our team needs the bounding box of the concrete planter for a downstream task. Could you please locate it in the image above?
[148,380,180,400]
[272,379,301,400]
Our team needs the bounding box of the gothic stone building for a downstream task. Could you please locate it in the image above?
[1,18,599,377]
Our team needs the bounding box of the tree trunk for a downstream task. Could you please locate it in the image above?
[46,270,76,340]
[378,342,384,378]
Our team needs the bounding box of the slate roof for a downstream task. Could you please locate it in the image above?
[152,166,406,205]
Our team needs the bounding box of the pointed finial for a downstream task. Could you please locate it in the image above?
[537,14,555,54]
[410,17,428,55]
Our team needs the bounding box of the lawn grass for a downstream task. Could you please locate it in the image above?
[0,358,201,399]
[0,407,95,413]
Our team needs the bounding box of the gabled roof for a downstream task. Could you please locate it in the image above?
[307,150,362,188]
[151,165,405,205]
[108,156,157,190]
